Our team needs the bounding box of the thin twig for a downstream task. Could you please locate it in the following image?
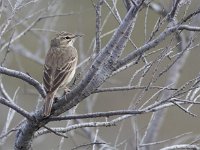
[94,86,177,93]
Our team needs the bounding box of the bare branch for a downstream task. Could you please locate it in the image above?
[94,85,177,93]
[178,25,200,31]
[0,66,46,98]
[94,0,103,54]
[160,144,200,150]
[0,97,33,120]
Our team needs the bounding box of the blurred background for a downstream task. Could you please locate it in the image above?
[1,0,200,149]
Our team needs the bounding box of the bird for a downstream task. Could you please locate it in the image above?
[43,31,81,117]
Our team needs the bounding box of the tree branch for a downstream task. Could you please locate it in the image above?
[0,97,33,121]
[0,66,46,98]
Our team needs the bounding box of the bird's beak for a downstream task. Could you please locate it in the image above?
[74,34,84,38]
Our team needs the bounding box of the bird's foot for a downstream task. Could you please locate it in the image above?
[64,87,71,94]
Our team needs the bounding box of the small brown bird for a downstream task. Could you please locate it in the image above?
[43,31,81,117]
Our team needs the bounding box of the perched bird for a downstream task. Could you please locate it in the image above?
[43,31,81,117]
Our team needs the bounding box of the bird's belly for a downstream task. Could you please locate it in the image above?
[61,67,76,87]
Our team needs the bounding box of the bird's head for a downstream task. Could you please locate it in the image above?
[50,31,83,48]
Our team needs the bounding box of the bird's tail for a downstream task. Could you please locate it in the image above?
[43,92,55,117]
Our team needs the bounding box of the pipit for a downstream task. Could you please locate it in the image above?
[43,31,82,117]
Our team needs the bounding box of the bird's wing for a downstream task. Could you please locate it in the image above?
[43,46,77,93]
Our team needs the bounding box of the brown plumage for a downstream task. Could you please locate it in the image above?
[43,31,81,117]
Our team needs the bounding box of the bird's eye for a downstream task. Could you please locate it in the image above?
[64,36,70,39]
